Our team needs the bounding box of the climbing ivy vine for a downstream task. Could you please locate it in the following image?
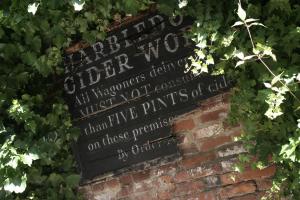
[0,0,299,199]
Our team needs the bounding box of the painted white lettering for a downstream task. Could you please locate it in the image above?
[102,59,116,78]
[64,76,75,94]
[86,66,101,86]
[115,53,133,74]
[139,38,161,62]
[107,35,120,54]
[164,33,179,53]
[92,42,107,61]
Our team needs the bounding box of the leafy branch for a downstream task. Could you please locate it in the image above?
[233,1,300,119]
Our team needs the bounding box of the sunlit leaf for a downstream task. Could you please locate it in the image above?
[27,3,39,15]
[271,72,284,85]
[235,51,244,60]
[4,174,27,193]
[21,153,39,166]
[264,82,272,88]
[235,60,245,67]
[237,3,246,21]
[232,21,244,27]
[245,18,259,23]
[73,0,85,11]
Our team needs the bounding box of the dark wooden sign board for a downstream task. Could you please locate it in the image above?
[64,13,232,180]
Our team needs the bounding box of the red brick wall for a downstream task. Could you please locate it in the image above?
[79,93,275,200]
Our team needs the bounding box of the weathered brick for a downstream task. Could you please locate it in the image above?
[220,158,238,172]
[157,190,173,200]
[200,94,229,113]
[199,108,228,123]
[257,191,275,200]
[117,197,131,200]
[133,191,157,200]
[174,171,191,183]
[230,193,258,200]
[133,182,152,193]
[202,176,221,188]
[222,92,231,103]
[119,174,133,185]
[221,165,276,185]
[200,135,232,152]
[174,180,204,196]
[92,181,105,192]
[132,170,151,182]
[157,175,175,191]
[217,144,246,158]
[194,123,224,139]
[178,143,199,155]
[156,163,177,176]
[106,179,120,188]
[158,175,173,184]
[94,183,121,200]
[177,134,188,144]
[182,190,218,200]
[181,152,216,169]
[198,191,217,200]
[199,100,222,111]
[210,163,223,174]
[117,185,133,198]
[219,182,256,199]
[173,118,195,132]
[175,163,221,183]
[256,179,272,191]
[220,173,237,185]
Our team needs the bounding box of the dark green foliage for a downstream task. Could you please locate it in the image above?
[0,0,152,199]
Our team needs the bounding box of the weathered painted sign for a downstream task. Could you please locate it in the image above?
[64,13,231,180]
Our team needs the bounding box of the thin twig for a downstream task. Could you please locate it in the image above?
[259,57,300,103]
[245,25,255,49]
[244,22,300,104]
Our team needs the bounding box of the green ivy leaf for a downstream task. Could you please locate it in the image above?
[22,52,37,66]
[66,174,81,187]
[123,0,140,15]
[48,173,63,187]
[31,36,41,52]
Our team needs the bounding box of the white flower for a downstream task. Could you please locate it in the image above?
[178,0,188,9]
[27,3,39,15]
[73,1,85,11]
